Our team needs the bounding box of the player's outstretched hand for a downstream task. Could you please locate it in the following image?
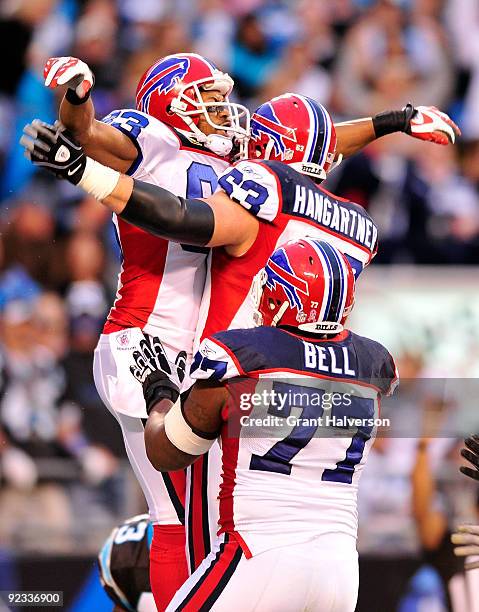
[44,57,94,100]
[407,105,461,145]
[451,525,479,570]
[130,334,187,415]
[20,119,87,184]
[459,434,479,481]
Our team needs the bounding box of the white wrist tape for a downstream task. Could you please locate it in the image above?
[78,157,120,201]
[164,398,216,456]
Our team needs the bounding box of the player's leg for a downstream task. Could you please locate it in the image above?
[185,441,222,573]
[114,413,188,610]
[308,533,359,612]
[93,333,189,610]
[149,523,189,611]
[167,532,358,612]
[166,534,312,612]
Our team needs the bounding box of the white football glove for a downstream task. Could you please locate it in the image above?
[44,56,94,100]
[451,524,479,570]
[408,105,460,146]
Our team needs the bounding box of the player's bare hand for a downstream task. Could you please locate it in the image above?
[44,56,94,99]
[407,105,461,145]
[451,524,479,569]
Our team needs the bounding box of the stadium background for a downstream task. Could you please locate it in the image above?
[0,0,478,610]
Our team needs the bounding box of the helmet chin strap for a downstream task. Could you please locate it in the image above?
[271,302,289,327]
[264,138,275,160]
[205,133,233,156]
[176,112,233,157]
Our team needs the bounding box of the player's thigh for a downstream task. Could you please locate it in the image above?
[466,567,479,612]
[94,329,187,417]
[309,534,359,612]
[93,335,186,525]
[93,332,146,419]
[167,536,310,612]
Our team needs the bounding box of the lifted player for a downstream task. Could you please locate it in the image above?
[133,238,398,611]
[40,52,250,609]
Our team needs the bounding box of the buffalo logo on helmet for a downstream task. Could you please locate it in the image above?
[264,248,309,313]
[136,57,190,113]
[251,103,297,161]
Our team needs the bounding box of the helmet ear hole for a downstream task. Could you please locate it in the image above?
[276,299,282,306]
[268,297,276,310]
[309,256,314,266]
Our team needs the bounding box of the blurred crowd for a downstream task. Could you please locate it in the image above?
[0,0,478,564]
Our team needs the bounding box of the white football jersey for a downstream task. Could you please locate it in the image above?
[190,326,398,557]
[101,109,230,364]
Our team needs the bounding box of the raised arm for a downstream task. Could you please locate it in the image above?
[44,57,137,172]
[21,122,259,255]
[335,104,461,159]
[335,118,376,159]
[411,438,447,550]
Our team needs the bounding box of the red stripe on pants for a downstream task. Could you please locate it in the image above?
[189,454,208,570]
[181,538,241,612]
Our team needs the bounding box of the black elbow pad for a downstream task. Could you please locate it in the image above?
[120,179,215,246]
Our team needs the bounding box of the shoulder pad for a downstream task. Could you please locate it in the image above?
[102,108,152,138]
[251,161,378,274]
[101,109,178,176]
[190,329,274,382]
[350,333,399,396]
[190,336,242,382]
[217,160,280,222]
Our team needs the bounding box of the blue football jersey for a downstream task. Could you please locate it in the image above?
[218,159,378,278]
[190,326,397,556]
[196,160,378,344]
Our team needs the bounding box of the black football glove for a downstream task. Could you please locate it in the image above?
[20,119,87,184]
[459,434,479,481]
[130,334,187,415]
